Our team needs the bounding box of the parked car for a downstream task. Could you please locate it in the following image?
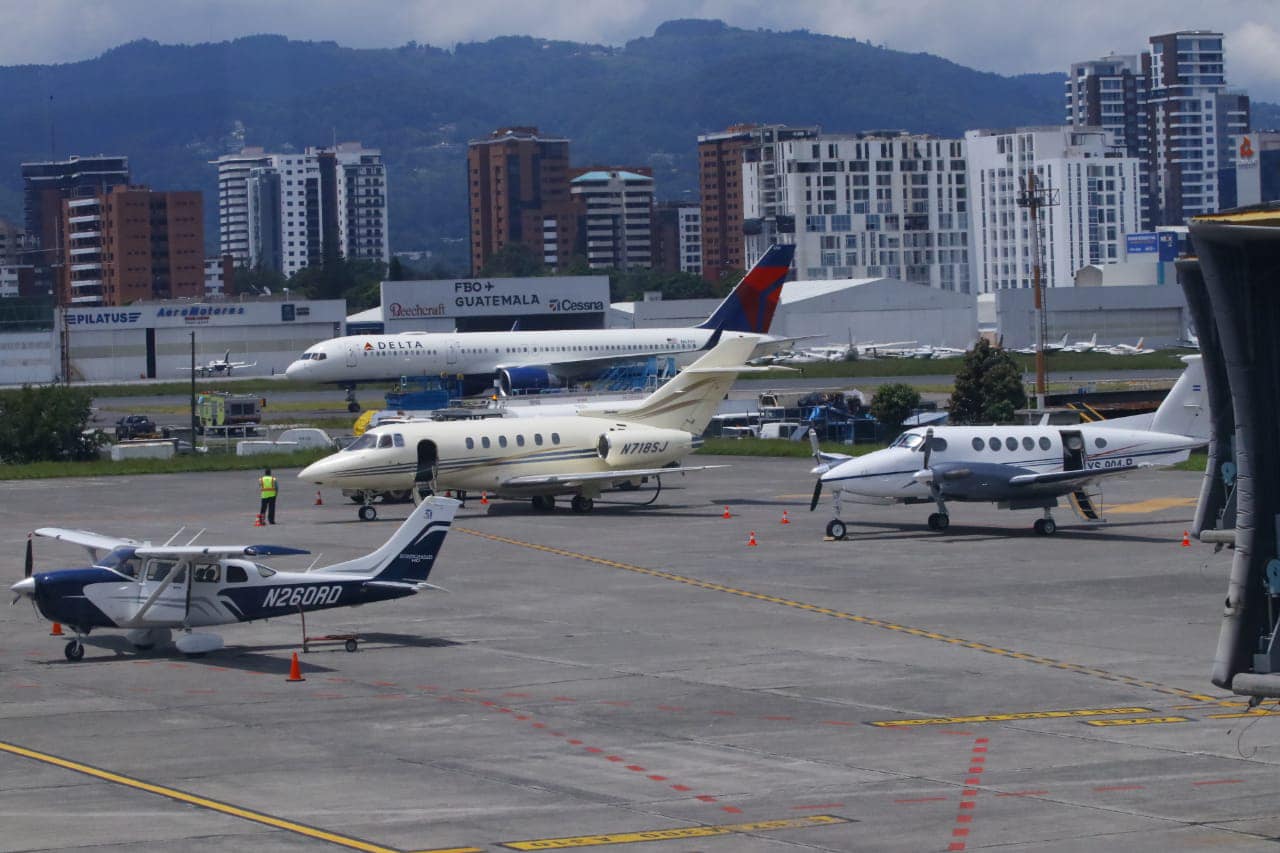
[114,414,157,440]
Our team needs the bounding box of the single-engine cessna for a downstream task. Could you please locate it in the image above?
[298,333,767,519]
[177,349,257,377]
[10,497,459,660]
[808,356,1209,537]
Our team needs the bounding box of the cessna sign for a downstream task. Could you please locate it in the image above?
[381,275,609,330]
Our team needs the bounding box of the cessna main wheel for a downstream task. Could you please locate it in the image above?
[826,519,848,540]
[927,512,950,532]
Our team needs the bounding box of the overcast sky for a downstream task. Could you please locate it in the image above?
[2,1,1277,101]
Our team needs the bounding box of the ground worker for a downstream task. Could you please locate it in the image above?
[258,467,278,524]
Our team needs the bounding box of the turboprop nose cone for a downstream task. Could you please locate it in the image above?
[11,576,35,599]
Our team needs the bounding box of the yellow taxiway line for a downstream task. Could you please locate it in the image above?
[0,740,407,853]
[1103,497,1197,514]
[868,707,1155,727]
[459,528,1220,704]
[499,814,849,850]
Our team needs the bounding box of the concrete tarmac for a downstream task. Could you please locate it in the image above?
[1,459,1274,852]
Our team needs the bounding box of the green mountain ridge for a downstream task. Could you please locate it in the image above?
[0,19,1269,271]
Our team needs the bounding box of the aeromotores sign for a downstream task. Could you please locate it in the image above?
[380,276,609,330]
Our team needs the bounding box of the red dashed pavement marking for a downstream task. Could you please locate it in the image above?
[625,765,646,772]
[647,775,667,781]
[947,737,989,851]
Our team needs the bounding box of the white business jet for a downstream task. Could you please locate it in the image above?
[298,333,766,519]
[177,349,257,377]
[808,356,1208,538]
[11,498,458,660]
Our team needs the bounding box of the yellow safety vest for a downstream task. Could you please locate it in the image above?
[259,475,277,498]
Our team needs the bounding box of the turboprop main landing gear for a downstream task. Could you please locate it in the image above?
[825,488,848,540]
[1033,509,1058,536]
[571,495,594,514]
[927,512,950,532]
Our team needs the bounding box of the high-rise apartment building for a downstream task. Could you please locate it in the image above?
[1145,31,1249,224]
[1068,31,1250,227]
[212,143,389,277]
[21,155,130,298]
[0,218,24,265]
[60,185,204,306]
[697,124,818,281]
[467,127,571,274]
[653,203,703,275]
[743,131,971,290]
[568,169,654,270]
[966,127,1141,292]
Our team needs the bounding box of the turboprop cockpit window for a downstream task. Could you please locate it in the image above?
[891,433,924,449]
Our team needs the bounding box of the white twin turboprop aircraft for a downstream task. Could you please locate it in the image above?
[808,356,1209,538]
[10,497,459,661]
[177,349,257,377]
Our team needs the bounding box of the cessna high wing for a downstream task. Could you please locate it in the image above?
[298,333,767,519]
[808,356,1208,538]
[177,349,257,377]
[10,497,458,660]
[285,244,795,410]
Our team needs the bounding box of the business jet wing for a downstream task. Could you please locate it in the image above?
[226,360,257,370]
[501,464,729,489]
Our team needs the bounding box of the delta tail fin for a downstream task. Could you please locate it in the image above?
[581,333,760,434]
[696,244,795,334]
[316,496,459,584]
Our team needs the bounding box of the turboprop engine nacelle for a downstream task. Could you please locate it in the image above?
[596,427,692,467]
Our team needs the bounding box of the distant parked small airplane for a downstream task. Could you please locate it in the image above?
[178,350,257,377]
[1105,338,1155,355]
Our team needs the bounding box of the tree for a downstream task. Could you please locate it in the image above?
[948,338,1027,424]
[387,256,406,281]
[0,385,102,463]
[870,382,921,436]
[480,243,545,277]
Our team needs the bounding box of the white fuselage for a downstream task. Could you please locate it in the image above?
[821,423,1199,501]
[298,416,694,497]
[286,327,720,384]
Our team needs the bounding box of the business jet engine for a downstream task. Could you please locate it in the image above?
[596,427,693,468]
[497,366,566,396]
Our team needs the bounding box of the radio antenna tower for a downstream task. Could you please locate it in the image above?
[1016,170,1059,409]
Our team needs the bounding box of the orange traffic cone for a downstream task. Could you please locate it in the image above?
[780,510,791,524]
[50,622,64,637]
[1181,530,1191,547]
[747,531,758,547]
[480,492,489,505]
[254,513,265,527]
[723,506,732,519]
[287,652,305,682]
[314,491,323,506]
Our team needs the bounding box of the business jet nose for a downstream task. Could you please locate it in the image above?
[10,576,35,600]
[297,457,333,484]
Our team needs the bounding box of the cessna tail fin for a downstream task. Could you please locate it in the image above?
[696,244,795,334]
[317,496,458,583]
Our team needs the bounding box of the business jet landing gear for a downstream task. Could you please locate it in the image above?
[1033,510,1058,536]
[357,494,377,522]
[571,495,594,514]
[343,384,360,414]
[532,495,555,512]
